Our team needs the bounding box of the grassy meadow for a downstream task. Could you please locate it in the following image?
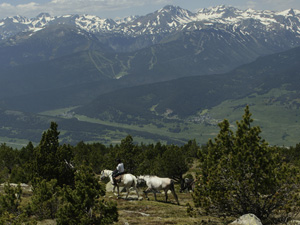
[12,183,232,225]
[39,87,300,148]
[1,86,299,149]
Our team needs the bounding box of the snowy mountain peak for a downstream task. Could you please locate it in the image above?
[75,15,117,33]
[160,5,179,12]
[116,15,140,24]
[36,13,51,19]
[0,5,300,39]
[288,8,295,16]
[276,8,299,17]
[158,5,190,15]
[6,15,29,23]
[195,5,241,21]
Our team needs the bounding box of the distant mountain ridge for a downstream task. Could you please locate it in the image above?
[1,5,300,69]
[1,5,300,48]
[1,5,300,36]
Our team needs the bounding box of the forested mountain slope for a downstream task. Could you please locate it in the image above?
[1,44,300,147]
[75,46,300,120]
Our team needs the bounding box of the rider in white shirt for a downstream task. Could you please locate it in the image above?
[112,159,125,179]
[116,160,124,173]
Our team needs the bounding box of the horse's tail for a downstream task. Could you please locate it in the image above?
[170,179,176,191]
[131,176,137,188]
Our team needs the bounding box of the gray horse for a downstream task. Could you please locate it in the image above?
[137,175,179,205]
[100,169,139,199]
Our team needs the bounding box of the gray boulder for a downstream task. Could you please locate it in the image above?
[230,214,262,225]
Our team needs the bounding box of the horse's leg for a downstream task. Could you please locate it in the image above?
[170,182,180,205]
[132,180,140,199]
[164,189,168,202]
[154,191,157,201]
[116,185,120,198]
[171,189,179,205]
[125,185,130,199]
[135,186,139,199]
[143,189,149,200]
[133,185,139,199]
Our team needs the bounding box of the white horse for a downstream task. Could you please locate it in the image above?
[137,175,180,205]
[100,169,139,199]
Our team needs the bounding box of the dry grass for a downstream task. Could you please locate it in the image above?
[104,187,227,225]
[1,183,229,224]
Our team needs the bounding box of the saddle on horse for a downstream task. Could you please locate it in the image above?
[113,174,124,185]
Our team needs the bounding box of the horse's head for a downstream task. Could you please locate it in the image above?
[180,178,194,193]
[137,176,146,188]
[100,170,107,180]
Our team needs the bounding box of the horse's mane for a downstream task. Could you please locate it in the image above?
[102,169,113,175]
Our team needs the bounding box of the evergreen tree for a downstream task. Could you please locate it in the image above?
[19,142,35,165]
[157,145,188,180]
[135,143,160,175]
[73,141,107,173]
[193,106,300,222]
[0,183,24,224]
[115,135,139,174]
[0,183,22,216]
[32,122,75,186]
[181,139,200,159]
[57,165,118,225]
[0,144,18,175]
[30,179,60,220]
[16,142,35,183]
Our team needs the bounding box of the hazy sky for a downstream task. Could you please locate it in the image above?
[0,0,300,20]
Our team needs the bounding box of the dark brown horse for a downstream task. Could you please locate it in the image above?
[180,178,195,193]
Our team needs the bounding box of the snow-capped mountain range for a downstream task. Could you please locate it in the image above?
[2,5,300,146]
[1,5,300,40]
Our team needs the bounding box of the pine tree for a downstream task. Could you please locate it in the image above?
[117,135,139,174]
[32,122,75,186]
[193,106,300,222]
[158,145,188,180]
[0,183,22,215]
[57,165,118,225]
[30,179,59,220]
[0,183,23,223]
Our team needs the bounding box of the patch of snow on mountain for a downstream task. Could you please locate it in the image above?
[276,9,295,17]
[156,15,161,25]
[295,10,300,15]
[168,21,177,27]
[32,27,44,32]
[75,15,116,33]
[115,15,139,25]
[192,6,300,31]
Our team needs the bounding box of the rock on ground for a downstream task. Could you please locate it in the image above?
[230,214,262,225]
